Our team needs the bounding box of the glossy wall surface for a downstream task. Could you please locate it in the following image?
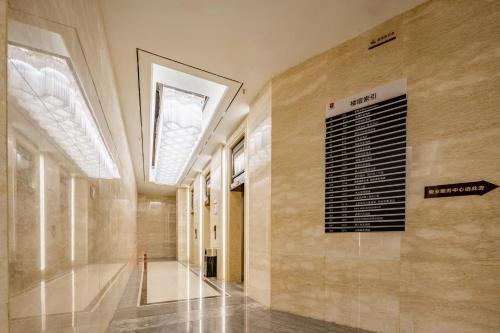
[137,194,176,259]
[268,0,500,332]
[191,176,202,268]
[5,0,137,332]
[210,147,224,278]
[176,187,189,264]
[227,190,243,283]
[0,0,9,331]
[246,83,272,307]
[176,148,226,278]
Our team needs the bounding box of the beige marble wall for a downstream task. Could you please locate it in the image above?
[268,1,500,332]
[0,0,8,331]
[179,182,199,268]
[44,156,71,282]
[209,148,224,278]
[177,157,226,275]
[227,190,243,282]
[188,184,196,266]
[399,2,500,332]
[86,179,136,264]
[5,0,137,332]
[7,151,90,292]
[246,83,272,306]
[210,148,223,249]
[8,137,41,294]
[74,177,89,266]
[137,194,176,259]
[191,176,203,267]
[6,86,135,333]
[202,176,211,260]
[176,187,188,263]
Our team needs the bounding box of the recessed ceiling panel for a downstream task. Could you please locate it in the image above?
[137,49,242,193]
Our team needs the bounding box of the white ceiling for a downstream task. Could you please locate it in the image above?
[100,0,426,196]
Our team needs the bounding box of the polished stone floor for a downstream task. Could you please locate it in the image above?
[107,261,372,333]
[10,263,125,319]
[10,263,129,333]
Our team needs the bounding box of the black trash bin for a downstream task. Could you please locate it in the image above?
[204,248,217,277]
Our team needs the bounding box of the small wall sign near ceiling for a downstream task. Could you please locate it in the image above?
[424,180,498,198]
[369,32,396,50]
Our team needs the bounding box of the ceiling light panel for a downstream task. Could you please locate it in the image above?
[8,44,119,179]
[150,86,206,185]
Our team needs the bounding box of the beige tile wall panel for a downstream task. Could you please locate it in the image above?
[137,194,177,259]
[268,0,500,332]
[74,178,89,266]
[188,185,196,267]
[270,49,330,321]
[86,178,136,263]
[246,83,272,306]
[228,190,243,282]
[44,156,71,281]
[0,0,8,331]
[177,187,189,263]
[202,192,211,260]
[191,176,202,267]
[400,1,500,332]
[8,141,40,294]
[210,148,224,278]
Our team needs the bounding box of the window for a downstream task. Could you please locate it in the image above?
[205,173,211,206]
[232,139,245,179]
[231,138,245,191]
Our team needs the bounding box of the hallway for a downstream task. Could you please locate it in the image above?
[1,1,500,333]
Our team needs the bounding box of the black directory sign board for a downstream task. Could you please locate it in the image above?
[325,79,407,233]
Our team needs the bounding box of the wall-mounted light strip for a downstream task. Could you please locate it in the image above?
[70,177,75,262]
[40,280,46,331]
[39,154,46,272]
[71,270,76,327]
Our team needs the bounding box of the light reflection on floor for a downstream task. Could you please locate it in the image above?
[109,262,366,333]
[142,261,220,305]
[9,263,125,319]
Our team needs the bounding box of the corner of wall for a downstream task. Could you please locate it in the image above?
[246,81,272,306]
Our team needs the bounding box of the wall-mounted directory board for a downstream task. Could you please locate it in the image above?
[325,79,407,233]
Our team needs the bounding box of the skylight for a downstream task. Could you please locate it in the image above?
[8,44,119,179]
[149,86,207,185]
[147,63,228,186]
